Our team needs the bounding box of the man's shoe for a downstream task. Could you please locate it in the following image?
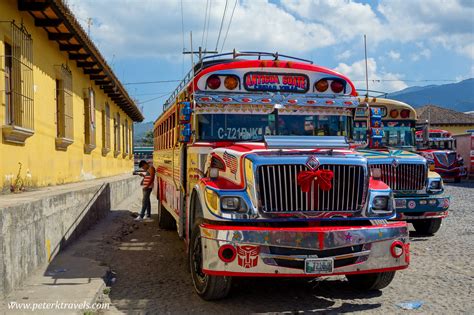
[134,216,143,221]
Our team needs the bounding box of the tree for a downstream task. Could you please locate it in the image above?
[141,130,154,146]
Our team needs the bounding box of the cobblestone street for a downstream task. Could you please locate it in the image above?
[69,182,474,314]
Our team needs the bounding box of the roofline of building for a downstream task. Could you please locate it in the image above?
[18,0,144,122]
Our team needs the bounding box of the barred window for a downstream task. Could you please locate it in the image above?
[55,65,73,150]
[1,21,34,144]
[114,112,121,155]
[102,103,111,155]
[84,88,96,153]
[124,119,129,155]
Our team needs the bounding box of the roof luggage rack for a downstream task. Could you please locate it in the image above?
[163,49,314,112]
[357,89,389,98]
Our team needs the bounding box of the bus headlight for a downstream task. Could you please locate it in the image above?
[205,188,219,212]
[221,197,240,211]
[430,180,441,190]
[373,196,389,210]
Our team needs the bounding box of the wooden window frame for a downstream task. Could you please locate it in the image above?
[84,88,96,153]
[55,65,73,151]
[2,22,34,144]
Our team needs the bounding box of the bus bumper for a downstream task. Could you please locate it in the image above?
[393,195,450,220]
[200,222,409,277]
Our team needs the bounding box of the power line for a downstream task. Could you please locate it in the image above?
[123,80,181,85]
[204,0,212,49]
[220,0,237,52]
[351,79,460,82]
[180,0,185,76]
[215,0,229,51]
[201,0,210,47]
[137,92,172,105]
[132,91,172,97]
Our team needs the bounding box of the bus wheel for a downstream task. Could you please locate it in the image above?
[189,224,232,300]
[157,202,176,230]
[412,218,442,235]
[454,177,461,183]
[346,271,396,291]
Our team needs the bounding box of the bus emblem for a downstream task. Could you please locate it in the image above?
[236,245,260,268]
[392,159,399,168]
[306,156,320,170]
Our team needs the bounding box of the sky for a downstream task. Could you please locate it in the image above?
[66,0,474,122]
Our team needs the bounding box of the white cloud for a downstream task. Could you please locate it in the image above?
[335,58,408,93]
[378,0,474,59]
[411,48,431,61]
[387,50,401,61]
[67,0,336,60]
[336,49,352,61]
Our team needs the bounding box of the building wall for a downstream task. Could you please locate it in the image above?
[453,134,473,176]
[0,0,134,191]
[431,124,474,136]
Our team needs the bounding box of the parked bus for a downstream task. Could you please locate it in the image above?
[354,96,449,235]
[133,146,153,170]
[416,129,466,182]
[153,51,409,300]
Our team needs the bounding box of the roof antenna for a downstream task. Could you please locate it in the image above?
[364,34,369,98]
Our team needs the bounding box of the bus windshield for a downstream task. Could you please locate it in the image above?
[428,140,455,150]
[197,112,353,141]
[383,123,416,147]
[354,120,416,148]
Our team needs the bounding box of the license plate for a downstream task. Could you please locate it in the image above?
[395,199,407,209]
[304,258,334,274]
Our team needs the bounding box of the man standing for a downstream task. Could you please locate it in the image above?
[135,160,155,221]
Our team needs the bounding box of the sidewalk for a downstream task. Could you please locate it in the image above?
[0,190,145,315]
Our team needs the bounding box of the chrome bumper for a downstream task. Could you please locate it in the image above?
[393,196,450,220]
[200,222,409,277]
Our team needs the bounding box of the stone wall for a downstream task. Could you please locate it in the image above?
[0,175,140,297]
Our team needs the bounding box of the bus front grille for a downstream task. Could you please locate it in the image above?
[257,164,366,213]
[370,163,426,191]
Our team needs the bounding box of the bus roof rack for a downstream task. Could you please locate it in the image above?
[357,89,389,98]
[200,50,314,65]
[163,50,314,112]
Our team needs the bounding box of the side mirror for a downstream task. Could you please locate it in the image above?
[179,124,192,143]
[178,101,193,143]
[368,107,384,148]
[179,101,193,123]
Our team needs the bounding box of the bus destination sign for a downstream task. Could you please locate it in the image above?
[244,72,309,93]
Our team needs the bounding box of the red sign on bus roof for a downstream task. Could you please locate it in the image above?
[244,72,309,93]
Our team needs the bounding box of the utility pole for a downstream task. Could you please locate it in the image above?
[183,42,218,68]
[364,34,369,98]
[86,17,93,37]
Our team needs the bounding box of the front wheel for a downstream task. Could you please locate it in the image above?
[412,218,442,235]
[189,224,232,300]
[454,177,461,183]
[346,271,396,291]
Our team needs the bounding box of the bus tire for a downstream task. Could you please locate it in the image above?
[454,177,461,183]
[346,271,396,291]
[412,218,442,235]
[189,223,232,300]
[158,202,176,230]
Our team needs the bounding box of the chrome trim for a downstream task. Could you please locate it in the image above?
[260,250,372,262]
[368,159,427,192]
[256,160,367,213]
[264,136,349,149]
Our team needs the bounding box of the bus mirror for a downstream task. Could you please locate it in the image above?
[179,123,192,143]
[179,102,193,124]
[368,107,384,148]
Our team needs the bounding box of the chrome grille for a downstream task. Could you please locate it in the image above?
[370,163,426,191]
[434,152,449,167]
[257,164,366,213]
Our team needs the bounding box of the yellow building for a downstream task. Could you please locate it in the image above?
[0,0,144,191]
[417,105,474,135]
